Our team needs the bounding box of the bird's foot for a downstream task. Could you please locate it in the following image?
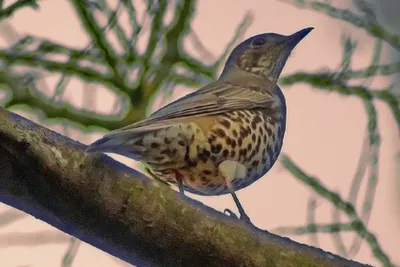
[224,208,238,219]
[224,208,252,224]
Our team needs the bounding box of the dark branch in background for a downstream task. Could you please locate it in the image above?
[62,237,80,267]
[0,0,38,20]
[345,61,400,79]
[274,2,399,262]
[280,155,392,267]
[274,222,355,235]
[0,70,130,129]
[0,49,114,85]
[279,0,400,51]
[280,72,400,132]
[306,197,319,247]
[331,206,349,258]
[0,107,372,267]
[97,0,133,62]
[0,209,26,226]
[348,100,380,256]
[0,231,70,247]
[136,0,197,105]
[0,0,251,130]
[70,0,124,84]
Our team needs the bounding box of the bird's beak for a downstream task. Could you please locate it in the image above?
[284,27,314,49]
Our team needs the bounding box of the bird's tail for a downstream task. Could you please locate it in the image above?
[86,130,147,160]
[85,121,174,160]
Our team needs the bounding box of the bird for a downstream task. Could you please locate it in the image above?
[86,27,314,223]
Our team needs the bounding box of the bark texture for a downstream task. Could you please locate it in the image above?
[0,106,373,267]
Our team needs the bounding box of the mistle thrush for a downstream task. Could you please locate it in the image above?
[86,27,314,222]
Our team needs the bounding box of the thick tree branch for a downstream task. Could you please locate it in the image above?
[0,106,372,267]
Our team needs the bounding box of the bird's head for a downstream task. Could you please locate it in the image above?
[220,27,314,83]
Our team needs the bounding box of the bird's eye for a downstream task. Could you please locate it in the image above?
[252,37,266,47]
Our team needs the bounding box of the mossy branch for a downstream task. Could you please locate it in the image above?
[0,106,374,267]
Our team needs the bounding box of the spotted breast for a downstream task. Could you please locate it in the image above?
[142,102,285,196]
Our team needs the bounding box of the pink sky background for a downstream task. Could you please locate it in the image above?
[0,1,399,267]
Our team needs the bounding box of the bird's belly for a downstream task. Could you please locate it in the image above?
[149,110,285,196]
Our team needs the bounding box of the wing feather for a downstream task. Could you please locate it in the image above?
[110,80,274,135]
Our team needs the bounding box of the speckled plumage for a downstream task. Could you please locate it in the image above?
[87,27,313,222]
[141,100,285,196]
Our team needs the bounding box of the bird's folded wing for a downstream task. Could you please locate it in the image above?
[108,81,275,135]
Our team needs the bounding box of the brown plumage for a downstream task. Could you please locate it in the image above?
[86,27,313,222]
[136,96,284,195]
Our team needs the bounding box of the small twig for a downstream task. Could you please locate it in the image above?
[348,100,381,256]
[0,209,26,227]
[280,72,400,132]
[0,69,128,129]
[273,222,354,235]
[331,207,348,257]
[279,0,400,51]
[0,0,38,20]
[0,231,70,247]
[306,197,319,247]
[70,0,125,86]
[281,154,393,267]
[120,0,141,44]
[61,237,81,267]
[343,61,400,79]
[348,134,370,206]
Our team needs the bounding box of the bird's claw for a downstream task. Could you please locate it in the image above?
[239,213,252,224]
[224,208,252,224]
[224,208,239,219]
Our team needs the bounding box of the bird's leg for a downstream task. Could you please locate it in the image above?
[219,160,252,224]
[176,172,185,195]
[228,191,251,223]
[223,188,251,224]
[177,180,185,195]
